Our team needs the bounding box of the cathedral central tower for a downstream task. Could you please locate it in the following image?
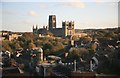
[48,15,56,31]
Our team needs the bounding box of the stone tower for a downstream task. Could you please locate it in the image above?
[33,25,38,34]
[48,15,56,31]
[62,21,75,37]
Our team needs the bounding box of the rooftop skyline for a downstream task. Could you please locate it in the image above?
[0,0,119,32]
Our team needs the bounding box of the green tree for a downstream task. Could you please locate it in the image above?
[72,35,79,41]
[79,37,92,43]
[2,40,12,52]
[43,42,53,51]
[46,31,53,36]
[63,38,69,45]
[28,43,36,49]
[14,42,21,49]
[67,48,88,61]
[90,43,97,52]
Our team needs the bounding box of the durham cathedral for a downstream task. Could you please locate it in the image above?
[33,15,75,37]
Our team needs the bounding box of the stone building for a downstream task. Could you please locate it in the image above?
[49,15,56,31]
[33,15,75,37]
[62,21,75,37]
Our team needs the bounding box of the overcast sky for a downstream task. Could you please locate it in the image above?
[0,0,119,32]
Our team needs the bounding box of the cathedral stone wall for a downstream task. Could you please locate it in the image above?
[33,15,75,38]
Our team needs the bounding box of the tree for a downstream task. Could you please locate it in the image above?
[14,43,21,49]
[34,40,43,47]
[23,32,34,41]
[79,37,92,44]
[67,48,88,62]
[2,40,12,52]
[90,43,97,52]
[43,42,53,51]
[72,35,79,41]
[63,38,69,45]
[28,43,36,49]
[46,31,53,36]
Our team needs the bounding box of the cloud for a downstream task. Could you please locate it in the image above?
[23,20,31,24]
[29,11,38,16]
[59,0,85,8]
[1,0,119,2]
[93,0,102,3]
[66,2,85,8]
[111,2,118,7]
[39,3,48,9]
[92,0,119,2]
[3,10,19,15]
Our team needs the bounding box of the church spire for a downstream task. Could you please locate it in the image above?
[36,25,38,29]
[33,25,34,29]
